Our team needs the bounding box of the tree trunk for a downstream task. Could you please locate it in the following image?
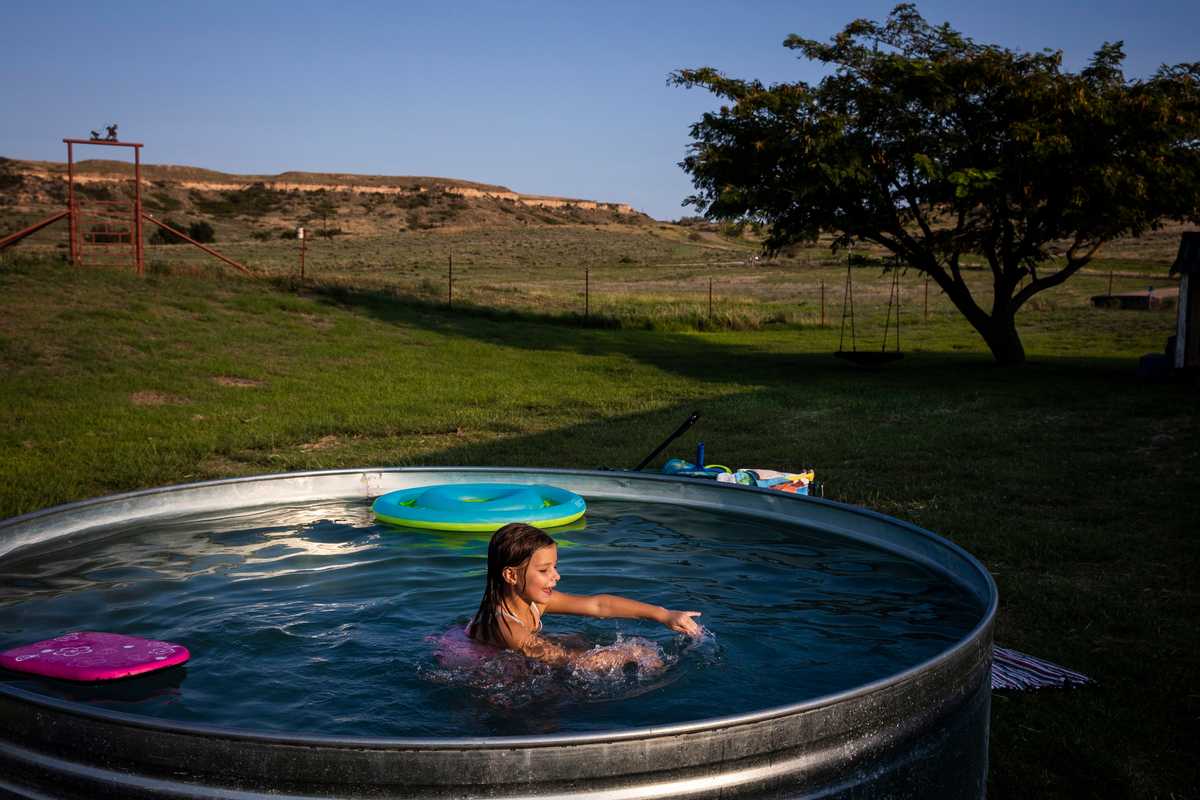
[924,265,1028,365]
[978,310,1026,365]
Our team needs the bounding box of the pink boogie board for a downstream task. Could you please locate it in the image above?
[0,632,189,682]
[430,627,500,669]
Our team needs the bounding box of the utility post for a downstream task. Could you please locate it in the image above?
[298,227,307,281]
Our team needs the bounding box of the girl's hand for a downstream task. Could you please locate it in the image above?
[663,609,702,637]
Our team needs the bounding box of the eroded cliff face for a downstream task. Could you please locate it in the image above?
[0,159,635,216]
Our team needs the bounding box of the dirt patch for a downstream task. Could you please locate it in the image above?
[213,375,265,388]
[296,312,334,330]
[198,455,255,477]
[299,435,340,452]
[130,391,189,406]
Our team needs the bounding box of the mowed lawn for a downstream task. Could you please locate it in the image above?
[1,254,1197,798]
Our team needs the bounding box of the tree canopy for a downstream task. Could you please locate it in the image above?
[672,4,1200,363]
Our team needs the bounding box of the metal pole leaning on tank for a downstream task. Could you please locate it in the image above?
[633,411,701,471]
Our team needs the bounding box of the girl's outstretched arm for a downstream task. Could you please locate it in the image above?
[519,634,574,666]
[546,591,702,636]
[524,632,664,671]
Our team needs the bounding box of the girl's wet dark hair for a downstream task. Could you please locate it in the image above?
[467,523,557,647]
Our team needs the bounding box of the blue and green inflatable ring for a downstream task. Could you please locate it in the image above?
[372,483,586,532]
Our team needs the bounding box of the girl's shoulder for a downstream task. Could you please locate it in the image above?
[491,603,542,647]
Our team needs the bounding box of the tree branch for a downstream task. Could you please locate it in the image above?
[1014,237,1106,308]
[902,182,935,242]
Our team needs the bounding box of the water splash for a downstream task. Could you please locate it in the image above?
[421,629,717,710]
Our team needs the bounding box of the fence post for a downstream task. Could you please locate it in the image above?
[585,268,590,319]
[709,277,713,318]
[820,280,825,327]
[924,275,930,321]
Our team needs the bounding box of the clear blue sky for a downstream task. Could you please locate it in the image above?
[3,1,1196,220]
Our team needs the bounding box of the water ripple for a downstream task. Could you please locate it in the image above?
[0,499,981,738]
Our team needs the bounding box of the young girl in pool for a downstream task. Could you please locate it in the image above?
[467,523,701,669]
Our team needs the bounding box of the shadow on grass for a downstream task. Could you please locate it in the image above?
[292,279,1161,396]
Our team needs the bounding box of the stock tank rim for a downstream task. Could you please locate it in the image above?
[0,466,997,750]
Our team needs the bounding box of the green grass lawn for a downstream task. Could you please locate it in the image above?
[1,252,1197,798]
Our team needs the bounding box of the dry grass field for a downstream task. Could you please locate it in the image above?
[2,156,1186,340]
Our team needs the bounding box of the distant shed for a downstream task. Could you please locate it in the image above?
[1170,231,1200,370]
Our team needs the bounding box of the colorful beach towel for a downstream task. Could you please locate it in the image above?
[663,459,815,496]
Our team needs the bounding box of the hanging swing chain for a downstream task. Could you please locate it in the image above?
[882,267,902,353]
[839,247,905,356]
[838,256,857,353]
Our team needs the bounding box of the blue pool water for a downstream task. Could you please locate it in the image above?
[0,498,983,737]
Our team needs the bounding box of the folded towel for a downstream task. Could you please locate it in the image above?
[992,646,1091,691]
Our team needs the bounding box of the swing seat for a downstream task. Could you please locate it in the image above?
[835,350,905,366]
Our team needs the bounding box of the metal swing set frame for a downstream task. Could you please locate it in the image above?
[834,253,904,366]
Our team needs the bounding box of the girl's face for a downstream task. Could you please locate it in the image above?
[506,543,559,603]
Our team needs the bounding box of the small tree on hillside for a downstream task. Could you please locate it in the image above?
[312,198,337,239]
[672,4,1200,364]
[150,218,188,245]
[149,219,216,245]
[188,220,215,244]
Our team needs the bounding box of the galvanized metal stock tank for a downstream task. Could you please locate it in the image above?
[0,468,997,799]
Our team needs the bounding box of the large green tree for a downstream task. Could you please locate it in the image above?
[672,4,1200,364]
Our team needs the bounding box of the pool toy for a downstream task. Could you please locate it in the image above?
[661,458,732,479]
[373,483,586,532]
[0,632,189,682]
[429,627,500,669]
